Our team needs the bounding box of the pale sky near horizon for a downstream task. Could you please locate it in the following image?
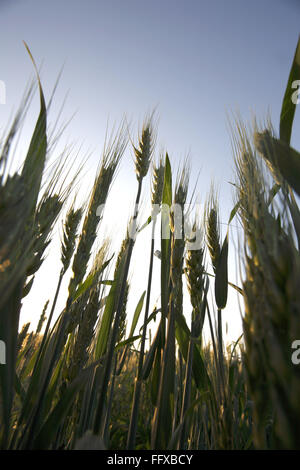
[0,0,299,343]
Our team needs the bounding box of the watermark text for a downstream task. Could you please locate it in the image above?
[291,340,300,365]
[0,80,6,104]
[0,340,6,364]
[96,203,203,250]
[291,79,300,105]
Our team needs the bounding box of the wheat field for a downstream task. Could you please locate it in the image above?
[0,38,299,450]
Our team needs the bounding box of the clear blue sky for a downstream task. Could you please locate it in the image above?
[1,0,299,188]
[0,0,299,340]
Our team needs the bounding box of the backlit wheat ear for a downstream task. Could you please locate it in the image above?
[134,115,156,183]
[151,156,165,207]
[233,115,300,449]
[114,232,130,278]
[117,281,129,344]
[185,223,205,317]
[17,322,31,353]
[61,204,83,274]
[234,135,276,448]
[69,286,101,383]
[67,241,110,382]
[179,221,207,449]
[205,190,221,273]
[26,194,63,278]
[174,162,190,206]
[36,300,49,334]
[33,203,82,370]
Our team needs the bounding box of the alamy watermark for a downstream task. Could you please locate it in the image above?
[0,340,6,365]
[291,80,300,105]
[291,340,300,365]
[96,203,203,250]
[0,80,6,104]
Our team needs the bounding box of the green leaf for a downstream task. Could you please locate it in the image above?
[21,42,47,210]
[94,285,116,360]
[267,183,281,206]
[129,291,146,338]
[14,373,26,404]
[21,347,40,380]
[73,256,112,303]
[115,335,142,350]
[0,280,23,447]
[115,291,146,373]
[150,338,162,406]
[228,201,240,225]
[141,320,162,381]
[43,358,65,418]
[139,308,161,333]
[280,36,300,144]
[22,276,35,298]
[175,312,211,391]
[229,333,244,365]
[151,308,176,449]
[94,257,123,359]
[0,45,47,446]
[138,215,152,233]
[215,232,229,309]
[32,362,99,449]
